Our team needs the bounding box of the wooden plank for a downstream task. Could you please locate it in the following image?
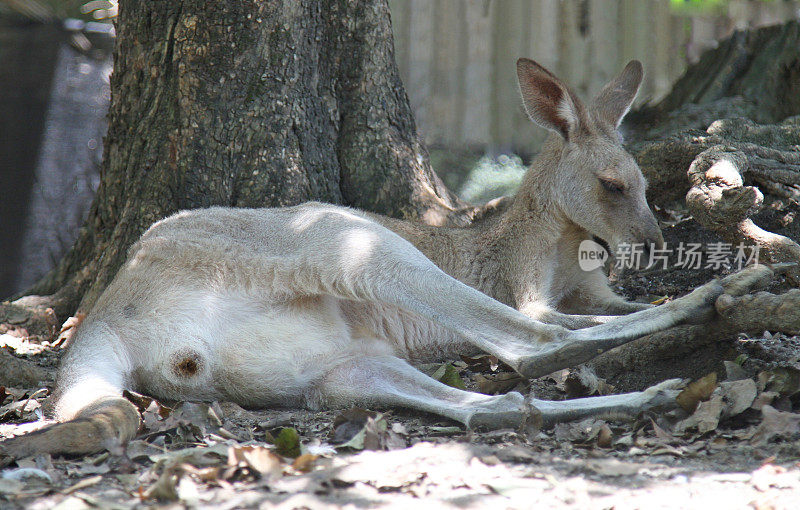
[558,0,589,97]
[390,0,800,153]
[529,0,559,69]
[431,0,462,144]
[490,0,527,151]
[588,0,619,99]
[405,0,435,141]
[650,0,674,103]
[462,0,492,145]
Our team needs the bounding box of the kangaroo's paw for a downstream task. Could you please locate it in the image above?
[719,264,774,297]
[638,378,684,412]
[529,378,685,428]
[676,265,778,326]
[664,277,725,325]
[465,392,540,431]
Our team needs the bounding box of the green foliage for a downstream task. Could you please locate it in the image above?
[669,0,730,15]
[431,363,467,390]
[458,154,526,204]
[0,0,116,23]
[274,427,302,458]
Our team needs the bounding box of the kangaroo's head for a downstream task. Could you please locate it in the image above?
[516,58,663,258]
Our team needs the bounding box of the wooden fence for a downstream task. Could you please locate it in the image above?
[388,0,800,151]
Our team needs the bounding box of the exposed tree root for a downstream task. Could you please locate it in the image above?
[682,119,800,283]
[0,349,49,388]
[0,301,59,340]
[590,266,800,390]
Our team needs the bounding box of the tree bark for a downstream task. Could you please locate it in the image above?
[18,0,470,318]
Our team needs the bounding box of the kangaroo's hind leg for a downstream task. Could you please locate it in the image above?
[309,353,533,430]
[274,208,769,379]
[309,351,683,431]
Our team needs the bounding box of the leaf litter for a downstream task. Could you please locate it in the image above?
[1,332,800,507]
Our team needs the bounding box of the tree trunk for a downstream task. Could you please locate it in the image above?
[634,21,800,128]
[19,0,469,318]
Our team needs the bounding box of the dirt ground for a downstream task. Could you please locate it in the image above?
[1,199,800,509]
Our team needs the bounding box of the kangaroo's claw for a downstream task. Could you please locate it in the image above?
[719,264,774,297]
[638,378,683,413]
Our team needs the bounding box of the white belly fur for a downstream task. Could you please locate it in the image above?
[112,289,458,408]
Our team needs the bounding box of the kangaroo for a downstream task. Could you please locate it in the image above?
[0,59,770,464]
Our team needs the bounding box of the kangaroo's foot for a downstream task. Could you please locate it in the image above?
[531,378,683,428]
[510,265,775,379]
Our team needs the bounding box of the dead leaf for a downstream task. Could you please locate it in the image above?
[0,386,10,406]
[431,363,466,390]
[0,478,24,495]
[613,434,634,448]
[719,379,757,418]
[1,468,52,486]
[709,437,727,449]
[149,444,229,468]
[750,405,800,445]
[757,368,800,398]
[460,354,501,372]
[62,475,103,494]
[427,426,462,435]
[143,465,180,502]
[390,422,408,435]
[676,373,718,413]
[723,360,750,381]
[563,366,614,397]
[228,445,283,478]
[124,390,174,434]
[650,295,669,305]
[0,388,46,422]
[596,423,612,448]
[53,313,86,348]
[651,445,684,457]
[291,454,319,473]
[331,408,392,451]
[584,459,640,477]
[179,464,221,484]
[650,418,679,445]
[674,395,724,434]
[475,372,523,395]
[554,418,608,444]
[751,391,779,411]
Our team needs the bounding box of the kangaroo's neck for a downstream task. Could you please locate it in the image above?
[374,136,581,299]
[499,136,576,251]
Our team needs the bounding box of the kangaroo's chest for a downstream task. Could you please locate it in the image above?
[548,235,590,301]
[507,231,591,310]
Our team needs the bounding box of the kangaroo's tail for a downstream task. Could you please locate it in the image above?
[0,323,140,466]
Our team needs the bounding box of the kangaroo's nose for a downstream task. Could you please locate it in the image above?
[648,229,665,251]
[640,223,665,263]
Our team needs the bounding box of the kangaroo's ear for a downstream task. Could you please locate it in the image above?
[592,60,643,128]
[516,58,584,140]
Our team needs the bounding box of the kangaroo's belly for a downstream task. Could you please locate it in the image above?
[121,292,329,405]
[123,292,434,408]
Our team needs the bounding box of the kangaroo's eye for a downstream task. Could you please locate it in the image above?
[599,178,624,194]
